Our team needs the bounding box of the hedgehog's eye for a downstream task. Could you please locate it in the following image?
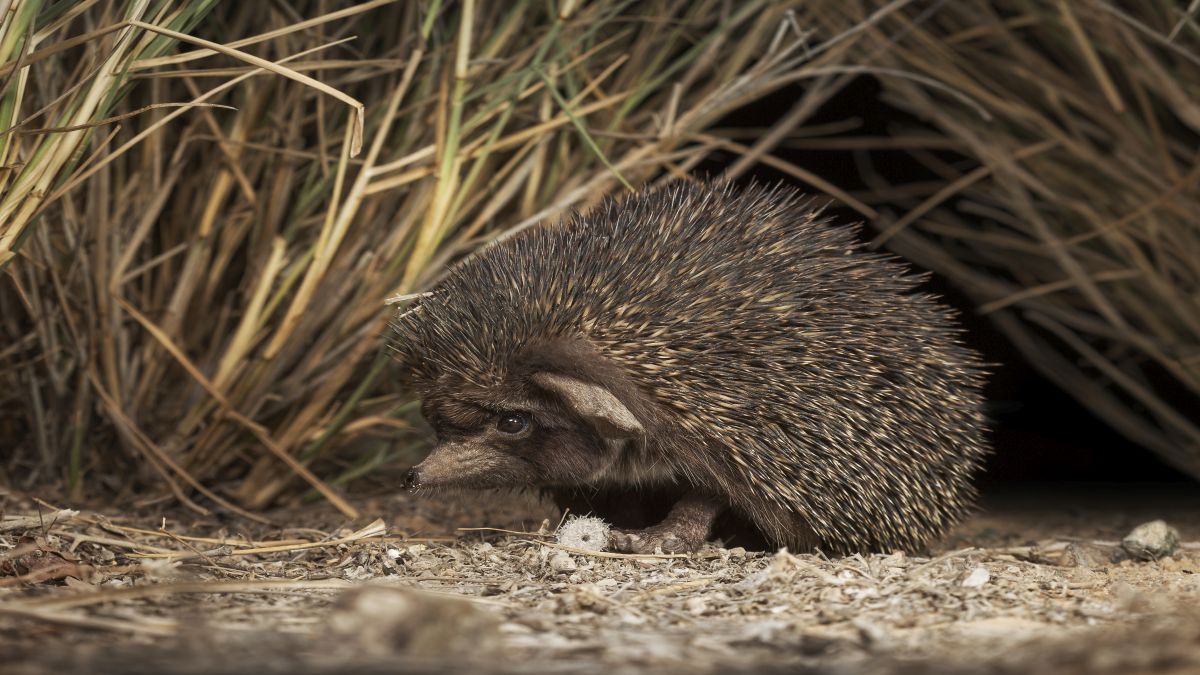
[496,412,530,435]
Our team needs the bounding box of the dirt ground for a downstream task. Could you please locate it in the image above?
[1,483,1198,674]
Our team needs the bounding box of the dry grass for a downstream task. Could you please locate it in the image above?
[807,1,1200,479]
[0,1,899,513]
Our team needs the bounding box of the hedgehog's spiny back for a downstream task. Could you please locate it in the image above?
[399,182,870,376]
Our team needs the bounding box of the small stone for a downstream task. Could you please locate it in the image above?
[386,548,402,560]
[327,585,498,657]
[343,564,374,580]
[960,566,990,588]
[549,552,577,573]
[1122,520,1180,561]
[1062,542,1108,568]
[685,597,708,615]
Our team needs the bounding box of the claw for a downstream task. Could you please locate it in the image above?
[610,526,700,554]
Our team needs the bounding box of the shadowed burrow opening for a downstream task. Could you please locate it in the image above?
[692,76,1192,489]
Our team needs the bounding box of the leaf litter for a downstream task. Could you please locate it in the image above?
[1,486,1198,674]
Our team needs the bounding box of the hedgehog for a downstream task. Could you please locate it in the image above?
[391,180,988,555]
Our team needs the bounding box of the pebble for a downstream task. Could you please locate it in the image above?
[1122,520,1180,561]
[1063,542,1108,568]
[961,566,990,588]
[549,552,578,572]
[327,585,497,656]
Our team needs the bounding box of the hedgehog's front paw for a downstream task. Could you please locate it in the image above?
[609,525,700,554]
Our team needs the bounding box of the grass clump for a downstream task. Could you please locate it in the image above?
[1,1,881,515]
[810,1,1200,479]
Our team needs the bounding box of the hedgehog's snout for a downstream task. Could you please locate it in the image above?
[403,468,422,490]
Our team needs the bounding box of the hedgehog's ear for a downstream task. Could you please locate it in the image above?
[531,372,644,441]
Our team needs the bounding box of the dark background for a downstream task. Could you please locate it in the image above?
[705,77,1191,487]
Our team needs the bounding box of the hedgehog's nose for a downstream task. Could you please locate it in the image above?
[404,468,422,490]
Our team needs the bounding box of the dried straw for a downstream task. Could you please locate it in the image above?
[810,1,1200,478]
[1,1,897,512]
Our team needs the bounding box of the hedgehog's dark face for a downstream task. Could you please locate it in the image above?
[404,368,647,492]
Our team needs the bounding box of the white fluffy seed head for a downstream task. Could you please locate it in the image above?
[556,515,612,552]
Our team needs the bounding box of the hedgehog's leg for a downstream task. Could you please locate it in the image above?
[609,490,721,554]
